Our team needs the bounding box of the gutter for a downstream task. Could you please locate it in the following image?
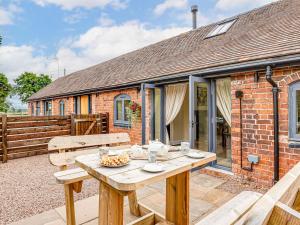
[29,53,300,101]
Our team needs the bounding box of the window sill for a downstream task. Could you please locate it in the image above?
[114,123,131,129]
[289,141,300,148]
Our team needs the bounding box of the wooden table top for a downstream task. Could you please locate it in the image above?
[75,150,216,191]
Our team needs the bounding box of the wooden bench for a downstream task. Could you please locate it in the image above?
[197,161,300,225]
[196,191,262,225]
[50,133,136,225]
[49,133,130,170]
[235,161,300,225]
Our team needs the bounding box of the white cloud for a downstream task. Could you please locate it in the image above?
[154,0,188,16]
[0,4,22,25]
[0,21,188,81]
[0,45,47,80]
[98,13,114,26]
[63,11,87,24]
[58,21,189,74]
[216,0,279,12]
[32,0,127,10]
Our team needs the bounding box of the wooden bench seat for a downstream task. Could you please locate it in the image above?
[54,168,91,185]
[235,161,300,225]
[196,191,262,225]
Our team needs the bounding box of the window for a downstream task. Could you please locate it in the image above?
[206,19,236,38]
[114,94,131,127]
[74,96,80,114]
[88,95,92,114]
[36,102,40,116]
[59,100,65,116]
[31,103,34,116]
[44,100,52,116]
[290,82,300,140]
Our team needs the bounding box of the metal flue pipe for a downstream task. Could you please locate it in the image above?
[191,5,198,29]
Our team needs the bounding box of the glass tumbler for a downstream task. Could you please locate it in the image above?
[181,142,190,154]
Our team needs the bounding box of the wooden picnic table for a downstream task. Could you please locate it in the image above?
[75,150,216,225]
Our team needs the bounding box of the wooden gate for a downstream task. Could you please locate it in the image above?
[71,113,109,136]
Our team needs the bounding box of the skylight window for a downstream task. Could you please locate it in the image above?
[206,19,236,38]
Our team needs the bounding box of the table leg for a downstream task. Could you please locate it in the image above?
[128,191,140,216]
[166,171,190,225]
[99,181,124,225]
[64,184,76,225]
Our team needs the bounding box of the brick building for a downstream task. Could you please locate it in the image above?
[28,0,300,186]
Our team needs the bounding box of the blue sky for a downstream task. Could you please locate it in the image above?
[0,0,277,107]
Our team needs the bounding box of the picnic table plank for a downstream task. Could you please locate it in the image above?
[76,151,215,191]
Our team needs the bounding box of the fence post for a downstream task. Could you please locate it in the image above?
[2,114,7,163]
[70,114,76,136]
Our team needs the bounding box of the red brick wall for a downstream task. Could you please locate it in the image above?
[28,89,150,145]
[94,88,151,145]
[52,97,73,115]
[231,66,300,187]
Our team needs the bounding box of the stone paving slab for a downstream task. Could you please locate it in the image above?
[44,219,65,225]
[55,195,98,225]
[8,210,61,225]
[192,174,226,189]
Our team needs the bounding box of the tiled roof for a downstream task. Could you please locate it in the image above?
[29,0,300,100]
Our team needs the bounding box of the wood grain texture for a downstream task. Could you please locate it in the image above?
[76,151,216,191]
[99,181,124,225]
[166,171,189,225]
[48,133,130,151]
[235,162,300,225]
[64,184,76,225]
[128,191,140,217]
[196,191,262,225]
[126,212,154,225]
[2,114,7,163]
[268,202,300,225]
[293,190,300,212]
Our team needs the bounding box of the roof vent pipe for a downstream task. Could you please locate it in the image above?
[191,5,198,29]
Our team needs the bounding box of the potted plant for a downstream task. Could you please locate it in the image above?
[126,101,141,126]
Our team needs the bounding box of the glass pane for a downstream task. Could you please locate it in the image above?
[116,100,122,120]
[194,83,208,150]
[216,78,232,168]
[154,88,161,140]
[297,90,300,134]
[124,100,130,121]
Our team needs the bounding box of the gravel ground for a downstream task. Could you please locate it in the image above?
[0,155,269,225]
[216,176,269,194]
[0,155,99,225]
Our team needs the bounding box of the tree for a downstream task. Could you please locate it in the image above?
[0,73,12,112]
[14,72,52,103]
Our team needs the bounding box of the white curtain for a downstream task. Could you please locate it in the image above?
[165,83,187,143]
[216,78,231,126]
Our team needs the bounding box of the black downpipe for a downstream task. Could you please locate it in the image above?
[265,65,280,183]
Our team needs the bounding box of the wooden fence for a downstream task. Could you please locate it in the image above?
[0,113,109,162]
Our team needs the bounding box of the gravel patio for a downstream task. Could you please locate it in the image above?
[0,154,267,225]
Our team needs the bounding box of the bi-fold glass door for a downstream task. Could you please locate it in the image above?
[189,76,211,151]
[149,76,232,169]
